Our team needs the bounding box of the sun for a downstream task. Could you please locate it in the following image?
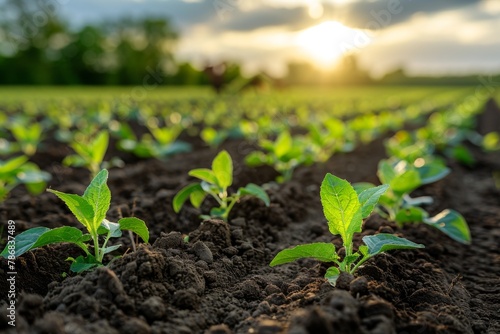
[296,21,361,68]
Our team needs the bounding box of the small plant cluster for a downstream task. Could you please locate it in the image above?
[116,120,191,159]
[63,130,124,178]
[270,173,424,286]
[0,87,470,200]
[0,156,50,202]
[1,170,148,272]
[1,87,493,284]
[354,159,470,244]
[173,150,270,221]
[245,131,315,183]
[386,95,500,167]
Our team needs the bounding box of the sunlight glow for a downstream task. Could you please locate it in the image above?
[296,21,362,68]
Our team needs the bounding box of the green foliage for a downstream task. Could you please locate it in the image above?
[388,93,492,168]
[0,156,51,202]
[0,170,149,272]
[245,131,315,183]
[10,122,43,156]
[173,150,270,221]
[270,173,423,286]
[482,132,500,151]
[117,121,191,159]
[357,159,471,244]
[63,130,123,178]
[201,127,226,148]
[308,119,356,161]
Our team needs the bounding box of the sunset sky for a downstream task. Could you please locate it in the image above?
[60,0,500,77]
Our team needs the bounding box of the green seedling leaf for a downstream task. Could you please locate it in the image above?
[424,209,471,244]
[212,150,233,189]
[209,207,227,219]
[403,195,433,207]
[362,233,424,257]
[156,141,192,157]
[0,227,49,257]
[16,169,51,184]
[390,169,421,195]
[190,187,207,208]
[245,151,267,167]
[69,255,100,273]
[92,131,109,165]
[359,245,369,256]
[32,226,89,252]
[353,182,376,195]
[450,145,475,166]
[97,225,109,235]
[102,244,121,255]
[201,127,226,147]
[377,160,396,184]
[0,156,29,174]
[275,131,292,159]
[395,207,429,223]
[339,253,361,271]
[483,132,500,151]
[270,243,338,267]
[173,183,203,212]
[325,266,341,286]
[239,183,270,206]
[358,184,389,219]
[25,181,47,196]
[118,217,149,243]
[416,161,450,184]
[70,142,89,162]
[100,219,121,238]
[118,139,137,152]
[63,155,86,167]
[82,169,111,232]
[189,168,218,184]
[320,173,362,243]
[46,190,94,233]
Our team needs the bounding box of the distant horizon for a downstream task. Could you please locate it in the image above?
[1,0,499,79]
[46,0,500,78]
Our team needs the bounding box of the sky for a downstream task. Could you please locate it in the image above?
[57,0,500,77]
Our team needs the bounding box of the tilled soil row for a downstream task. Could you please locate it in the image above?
[1,112,499,333]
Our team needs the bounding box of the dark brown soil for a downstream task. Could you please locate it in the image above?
[0,104,499,334]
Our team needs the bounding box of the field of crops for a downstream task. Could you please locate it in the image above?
[1,86,500,333]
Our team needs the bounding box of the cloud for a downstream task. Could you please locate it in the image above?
[61,0,489,33]
[332,0,483,29]
[359,6,500,76]
[57,0,499,76]
[213,6,310,32]
[209,0,485,32]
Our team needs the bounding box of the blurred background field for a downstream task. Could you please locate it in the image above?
[0,0,499,90]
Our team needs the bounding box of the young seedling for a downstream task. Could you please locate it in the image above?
[173,150,270,221]
[482,132,500,152]
[0,169,149,272]
[0,156,51,202]
[200,127,229,148]
[308,119,356,162]
[63,130,123,178]
[117,122,191,159]
[270,173,424,286]
[10,122,43,156]
[245,131,314,183]
[355,159,471,244]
